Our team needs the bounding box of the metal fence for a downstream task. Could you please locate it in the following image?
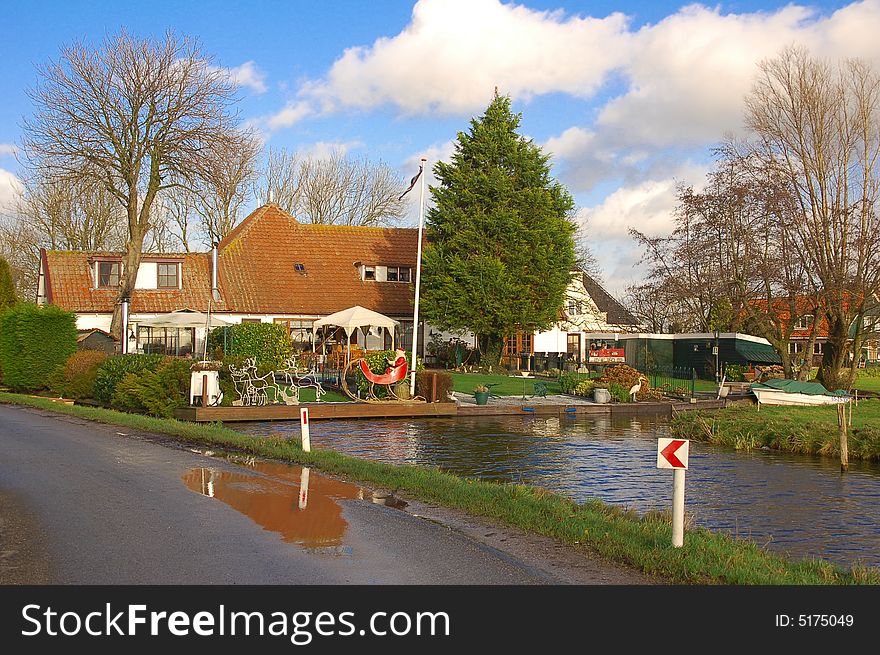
[638,365,697,399]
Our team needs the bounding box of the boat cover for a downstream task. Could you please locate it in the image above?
[749,378,849,397]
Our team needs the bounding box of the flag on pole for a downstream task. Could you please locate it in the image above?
[398,163,424,200]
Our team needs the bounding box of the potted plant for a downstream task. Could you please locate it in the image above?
[592,386,611,404]
[473,384,490,405]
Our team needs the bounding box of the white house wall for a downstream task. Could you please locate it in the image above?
[76,314,112,332]
[134,262,158,289]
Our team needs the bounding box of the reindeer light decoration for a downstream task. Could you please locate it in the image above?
[229,357,325,406]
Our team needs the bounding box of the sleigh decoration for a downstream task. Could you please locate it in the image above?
[341,350,410,402]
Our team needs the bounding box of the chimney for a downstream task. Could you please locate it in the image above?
[211,244,221,302]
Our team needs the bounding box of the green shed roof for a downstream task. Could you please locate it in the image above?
[735,341,782,364]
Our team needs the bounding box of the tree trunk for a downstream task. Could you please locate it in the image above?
[817,313,851,390]
[109,225,148,344]
[478,334,504,370]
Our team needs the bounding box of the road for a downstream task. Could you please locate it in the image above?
[0,403,649,585]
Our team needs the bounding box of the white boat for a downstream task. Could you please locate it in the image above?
[750,379,851,407]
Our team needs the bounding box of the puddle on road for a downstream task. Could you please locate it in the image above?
[181,461,367,551]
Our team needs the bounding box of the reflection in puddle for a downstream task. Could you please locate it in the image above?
[182,462,365,550]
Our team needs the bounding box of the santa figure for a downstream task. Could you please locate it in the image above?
[386,348,407,375]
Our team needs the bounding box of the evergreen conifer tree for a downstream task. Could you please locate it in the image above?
[421,93,577,364]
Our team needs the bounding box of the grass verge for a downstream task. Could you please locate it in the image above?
[1,391,876,585]
[670,399,880,462]
[450,372,563,396]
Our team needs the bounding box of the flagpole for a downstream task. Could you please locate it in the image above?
[410,157,427,398]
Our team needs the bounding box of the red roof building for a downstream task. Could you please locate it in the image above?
[38,204,421,354]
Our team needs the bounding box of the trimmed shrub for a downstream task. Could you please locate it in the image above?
[416,369,454,402]
[92,354,165,404]
[0,256,15,311]
[559,371,589,394]
[0,303,77,391]
[573,379,596,396]
[609,381,631,403]
[597,364,654,401]
[49,350,108,399]
[209,323,292,369]
[110,358,192,417]
[725,364,747,382]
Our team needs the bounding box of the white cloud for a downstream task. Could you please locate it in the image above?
[220,60,268,94]
[564,2,880,192]
[296,140,364,160]
[266,101,313,130]
[300,0,630,114]
[294,1,880,196]
[0,168,23,213]
[405,139,455,187]
[577,165,707,293]
[0,144,17,157]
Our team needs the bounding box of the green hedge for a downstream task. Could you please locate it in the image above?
[110,358,192,418]
[48,350,108,399]
[0,303,77,391]
[209,323,292,368]
[92,354,165,404]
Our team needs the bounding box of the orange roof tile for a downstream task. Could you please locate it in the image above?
[217,204,417,316]
[44,204,418,318]
[44,250,227,314]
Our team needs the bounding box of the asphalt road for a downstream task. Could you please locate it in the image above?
[0,404,647,585]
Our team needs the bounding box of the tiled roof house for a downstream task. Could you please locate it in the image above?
[39,202,641,365]
[39,204,420,353]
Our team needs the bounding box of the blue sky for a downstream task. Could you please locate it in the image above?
[0,0,874,293]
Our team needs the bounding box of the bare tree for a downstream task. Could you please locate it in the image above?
[630,140,819,378]
[746,47,880,394]
[22,29,246,340]
[154,186,196,252]
[15,173,126,251]
[0,213,40,300]
[191,132,261,243]
[255,148,407,226]
[255,146,302,215]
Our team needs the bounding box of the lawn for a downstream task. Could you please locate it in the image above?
[853,376,880,394]
[450,372,564,396]
[450,371,718,397]
[295,386,349,403]
[671,399,880,461]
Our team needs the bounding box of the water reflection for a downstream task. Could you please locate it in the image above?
[182,462,364,549]
[236,415,880,568]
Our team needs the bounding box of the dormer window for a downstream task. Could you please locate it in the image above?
[97,261,121,288]
[387,266,411,283]
[157,263,179,289]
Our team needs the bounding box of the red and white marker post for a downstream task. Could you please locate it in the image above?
[300,407,311,452]
[657,438,689,547]
[299,467,310,509]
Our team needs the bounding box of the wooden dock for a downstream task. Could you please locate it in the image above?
[174,398,727,422]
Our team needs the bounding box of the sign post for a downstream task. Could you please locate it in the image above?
[300,407,311,452]
[657,438,689,547]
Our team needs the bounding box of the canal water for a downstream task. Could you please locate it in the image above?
[235,415,880,569]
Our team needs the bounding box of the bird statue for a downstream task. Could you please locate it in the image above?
[629,376,648,402]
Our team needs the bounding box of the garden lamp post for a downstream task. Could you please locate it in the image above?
[714,330,720,383]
